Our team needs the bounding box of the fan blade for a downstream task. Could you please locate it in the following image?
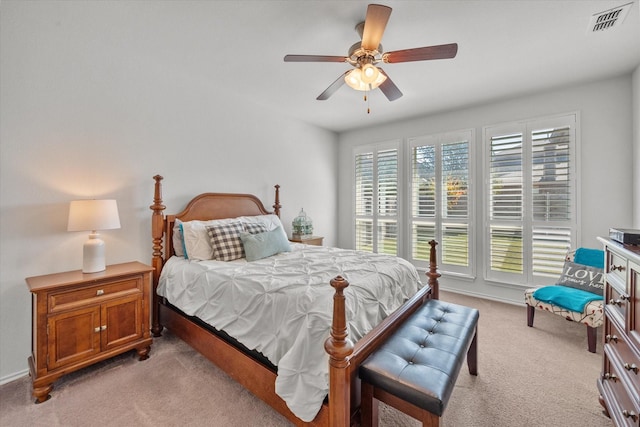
[377,68,402,101]
[361,4,392,51]
[317,71,350,100]
[383,43,458,63]
[284,55,347,63]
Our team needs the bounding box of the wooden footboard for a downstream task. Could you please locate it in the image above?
[150,175,439,426]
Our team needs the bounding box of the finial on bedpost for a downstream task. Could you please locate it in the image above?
[426,240,441,300]
[150,175,166,336]
[273,184,281,217]
[324,276,354,427]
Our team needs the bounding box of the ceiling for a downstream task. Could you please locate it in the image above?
[144,1,640,133]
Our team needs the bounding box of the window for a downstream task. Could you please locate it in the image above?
[354,142,400,255]
[408,130,474,276]
[484,114,577,286]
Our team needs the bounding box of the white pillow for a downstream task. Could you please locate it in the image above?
[172,219,185,257]
[180,218,238,261]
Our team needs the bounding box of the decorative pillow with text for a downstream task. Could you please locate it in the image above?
[557,261,604,296]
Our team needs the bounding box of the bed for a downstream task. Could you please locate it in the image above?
[149,175,440,426]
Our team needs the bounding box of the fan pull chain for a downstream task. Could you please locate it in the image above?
[365,85,371,114]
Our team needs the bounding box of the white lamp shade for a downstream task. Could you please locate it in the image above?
[68,199,121,232]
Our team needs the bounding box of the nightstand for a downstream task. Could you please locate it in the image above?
[26,261,153,403]
[289,236,324,246]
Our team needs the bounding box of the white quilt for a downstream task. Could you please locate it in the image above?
[157,244,423,422]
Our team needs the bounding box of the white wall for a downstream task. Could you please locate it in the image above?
[338,75,635,304]
[0,3,338,382]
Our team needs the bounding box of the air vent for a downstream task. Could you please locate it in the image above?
[588,2,633,32]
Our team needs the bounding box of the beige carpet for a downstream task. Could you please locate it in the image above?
[0,291,611,426]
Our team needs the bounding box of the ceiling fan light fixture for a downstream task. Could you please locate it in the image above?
[345,67,387,91]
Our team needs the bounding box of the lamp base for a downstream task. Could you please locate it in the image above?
[83,232,106,273]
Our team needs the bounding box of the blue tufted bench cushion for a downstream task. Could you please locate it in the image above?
[359,298,479,419]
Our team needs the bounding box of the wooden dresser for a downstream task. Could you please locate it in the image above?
[26,262,153,403]
[597,237,640,425]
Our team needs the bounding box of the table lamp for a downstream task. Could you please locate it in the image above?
[67,199,121,273]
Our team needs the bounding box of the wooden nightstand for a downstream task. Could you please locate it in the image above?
[26,261,153,403]
[289,236,324,246]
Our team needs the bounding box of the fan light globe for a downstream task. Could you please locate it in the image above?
[345,69,364,90]
[361,64,379,84]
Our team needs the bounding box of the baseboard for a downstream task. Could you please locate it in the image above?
[440,286,524,306]
[0,368,28,386]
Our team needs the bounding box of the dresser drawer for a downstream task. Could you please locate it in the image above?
[602,354,640,426]
[605,320,640,398]
[609,250,629,286]
[607,283,630,325]
[49,278,142,312]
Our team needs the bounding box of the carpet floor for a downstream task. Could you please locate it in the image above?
[0,291,612,426]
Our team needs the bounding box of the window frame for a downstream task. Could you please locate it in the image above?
[482,113,580,287]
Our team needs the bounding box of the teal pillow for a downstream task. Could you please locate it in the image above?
[240,226,291,262]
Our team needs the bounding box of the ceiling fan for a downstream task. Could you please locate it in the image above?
[284,3,458,102]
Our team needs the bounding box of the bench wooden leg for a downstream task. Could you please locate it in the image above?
[361,381,379,427]
[467,328,478,376]
[527,304,535,327]
[587,325,597,353]
[420,408,440,427]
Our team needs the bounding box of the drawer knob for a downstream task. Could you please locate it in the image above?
[94,325,107,332]
[605,334,619,343]
[603,373,618,382]
[96,289,105,296]
[609,298,624,307]
[94,326,100,333]
[624,363,639,374]
[622,410,638,421]
[611,264,626,272]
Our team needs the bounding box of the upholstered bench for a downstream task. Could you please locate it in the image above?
[359,298,479,427]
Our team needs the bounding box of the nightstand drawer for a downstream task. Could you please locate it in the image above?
[49,278,142,313]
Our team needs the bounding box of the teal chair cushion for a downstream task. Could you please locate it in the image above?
[532,286,603,313]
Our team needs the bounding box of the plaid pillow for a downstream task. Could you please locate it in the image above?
[206,222,245,261]
[243,222,268,235]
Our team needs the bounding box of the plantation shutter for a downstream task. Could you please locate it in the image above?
[530,123,573,278]
[354,142,399,255]
[409,131,473,275]
[485,115,576,285]
[488,131,524,279]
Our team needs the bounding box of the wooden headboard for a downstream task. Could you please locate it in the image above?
[150,175,281,262]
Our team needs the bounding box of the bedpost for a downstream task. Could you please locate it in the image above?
[150,175,166,337]
[324,276,354,427]
[273,184,281,217]
[426,240,441,300]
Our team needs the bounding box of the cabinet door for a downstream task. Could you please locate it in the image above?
[47,306,101,370]
[101,294,143,352]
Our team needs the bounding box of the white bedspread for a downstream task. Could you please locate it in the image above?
[157,244,422,422]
